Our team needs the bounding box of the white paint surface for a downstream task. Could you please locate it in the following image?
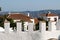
[4,22,10,33]
[17,22,22,32]
[24,22,28,31]
[39,21,46,32]
[1,18,60,40]
[48,21,56,31]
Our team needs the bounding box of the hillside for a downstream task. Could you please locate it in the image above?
[0,10,60,18]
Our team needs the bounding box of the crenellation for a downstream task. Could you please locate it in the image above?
[0,12,60,40]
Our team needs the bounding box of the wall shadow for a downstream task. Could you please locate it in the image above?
[58,35,60,40]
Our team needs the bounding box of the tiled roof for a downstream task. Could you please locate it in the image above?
[46,13,57,16]
[40,12,58,17]
[7,13,31,22]
[41,13,58,17]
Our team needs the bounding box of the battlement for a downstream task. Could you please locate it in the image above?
[0,21,59,40]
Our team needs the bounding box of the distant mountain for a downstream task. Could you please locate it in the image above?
[23,10,60,18]
[0,10,60,18]
[0,11,8,16]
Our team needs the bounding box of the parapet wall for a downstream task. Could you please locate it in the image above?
[40,30,60,40]
[0,21,60,40]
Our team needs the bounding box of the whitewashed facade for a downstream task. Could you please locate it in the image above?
[0,13,60,40]
[0,19,60,40]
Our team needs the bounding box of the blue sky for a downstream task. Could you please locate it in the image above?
[0,0,60,11]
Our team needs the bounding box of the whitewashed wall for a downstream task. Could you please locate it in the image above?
[40,31,60,40]
[0,21,60,40]
[24,22,28,31]
[56,19,60,30]
[48,21,56,31]
[43,16,58,21]
[47,16,58,22]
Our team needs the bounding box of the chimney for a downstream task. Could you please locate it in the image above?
[28,13,30,17]
[48,11,51,14]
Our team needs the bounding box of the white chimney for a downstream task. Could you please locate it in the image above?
[28,13,30,17]
[48,11,51,14]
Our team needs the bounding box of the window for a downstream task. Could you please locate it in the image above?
[48,18,50,21]
[46,21,48,31]
[54,18,57,21]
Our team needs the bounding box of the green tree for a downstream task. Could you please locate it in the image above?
[20,20,24,31]
[0,17,4,28]
[0,14,9,28]
[35,23,39,30]
[0,7,1,11]
[7,18,16,30]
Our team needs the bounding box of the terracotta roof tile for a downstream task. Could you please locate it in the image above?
[7,13,31,22]
[46,13,57,16]
[40,12,58,17]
